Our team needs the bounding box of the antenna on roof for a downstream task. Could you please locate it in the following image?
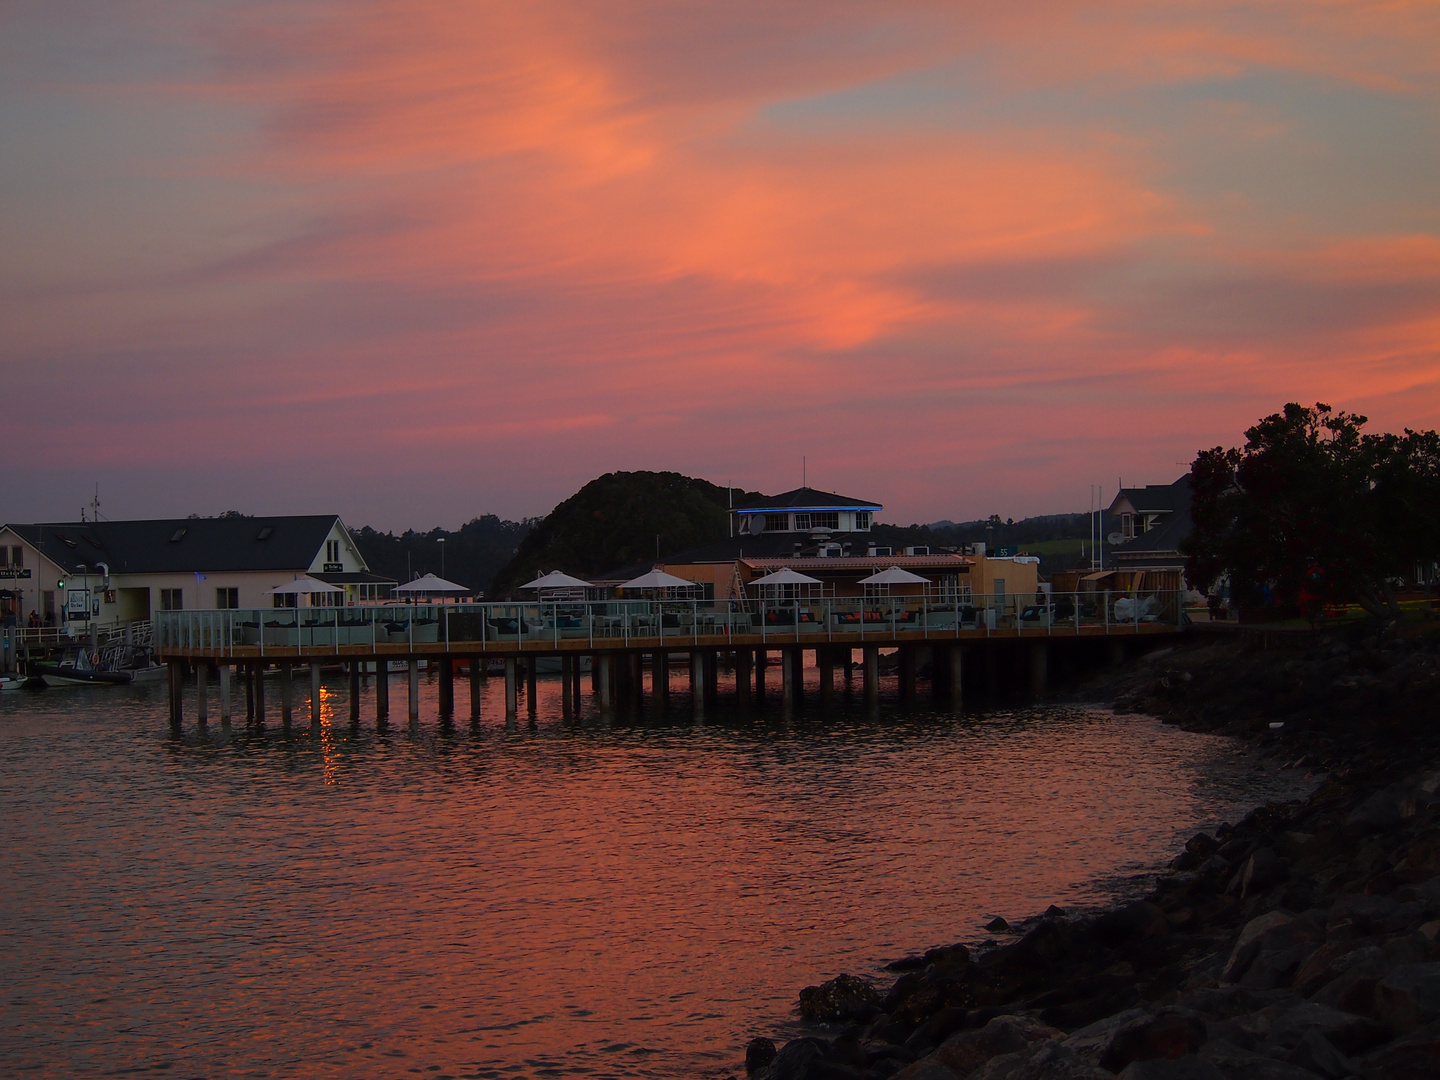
[803,456,807,488]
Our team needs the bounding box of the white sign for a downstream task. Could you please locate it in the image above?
[66,589,90,613]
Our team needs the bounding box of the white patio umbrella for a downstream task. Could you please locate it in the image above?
[857,566,931,586]
[520,571,593,590]
[267,577,343,595]
[748,568,822,588]
[620,569,701,591]
[394,573,471,595]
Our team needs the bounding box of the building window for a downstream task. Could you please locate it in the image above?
[794,513,811,530]
[273,593,297,609]
[811,512,839,530]
[326,539,340,563]
[1121,513,1135,538]
[765,513,790,532]
[160,588,183,611]
[8,546,20,567]
[216,587,239,609]
[855,511,872,531]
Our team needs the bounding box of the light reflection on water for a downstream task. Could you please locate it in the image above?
[0,669,1313,1078]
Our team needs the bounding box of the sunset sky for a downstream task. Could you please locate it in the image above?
[3,1,1438,529]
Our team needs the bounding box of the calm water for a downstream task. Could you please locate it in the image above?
[0,667,1313,1079]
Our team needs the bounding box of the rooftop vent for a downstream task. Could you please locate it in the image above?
[256,527,273,541]
[170,528,187,543]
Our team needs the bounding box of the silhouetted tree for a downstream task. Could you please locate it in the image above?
[1183,403,1440,621]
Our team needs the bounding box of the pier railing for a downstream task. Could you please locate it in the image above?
[154,590,1186,656]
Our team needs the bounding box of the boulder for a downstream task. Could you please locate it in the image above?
[1240,943,1318,992]
[1115,1058,1225,1080]
[799,974,883,1023]
[1095,902,1170,947]
[1375,962,1440,1035]
[747,1037,779,1075]
[1263,1000,1386,1056]
[971,1040,1111,1080]
[891,1059,962,1080]
[1239,848,1289,898]
[1097,1009,1207,1072]
[1355,1018,1440,1080]
[1059,1008,1150,1066]
[1198,1038,1329,1080]
[1293,942,1384,998]
[934,1015,1062,1076]
[1222,911,1294,982]
[1347,785,1419,832]
[1283,1028,1354,1080]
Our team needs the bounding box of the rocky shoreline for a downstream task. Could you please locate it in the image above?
[739,625,1440,1080]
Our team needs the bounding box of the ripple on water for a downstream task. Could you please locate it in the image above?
[0,673,1314,1078]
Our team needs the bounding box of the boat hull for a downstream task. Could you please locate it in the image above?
[32,664,135,687]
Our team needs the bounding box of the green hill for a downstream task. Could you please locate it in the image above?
[487,471,761,597]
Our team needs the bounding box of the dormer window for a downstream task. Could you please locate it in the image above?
[1121,513,1135,538]
[855,511,872,531]
[765,513,790,533]
[169,528,186,543]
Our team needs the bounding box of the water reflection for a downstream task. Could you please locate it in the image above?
[0,673,1314,1079]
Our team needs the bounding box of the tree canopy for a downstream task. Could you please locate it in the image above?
[1183,403,1440,620]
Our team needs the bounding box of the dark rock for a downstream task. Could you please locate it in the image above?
[1240,943,1318,991]
[1263,1000,1386,1056]
[1293,942,1384,998]
[1376,962,1440,1035]
[1283,1029,1353,1080]
[890,1060,959,1080]
[1347,785,1419,833]
[799,974,883,1023]
[1060,1008,1150,1065]
[757,1037,825,1080]
[1355,1018,1440,1080]
[1239,848,1289,898]
[1197,1039,1326,1080]
[1045,905,1068,919]
[969,1040,1109,1079]
[922,944,971,971]
[932,1014,1062,1076]
[1222,911,1294,982]
[904,1006,969,1053]
[747,1037,778,1075]
[1115,1057,1226,1080]
[1187,833,1221,858]
[1097,1009,1206,1072]
[987,917,1012,933]
[1095,902,1170,948]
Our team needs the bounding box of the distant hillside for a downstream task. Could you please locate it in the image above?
[487,472,762,597]
[352,514,537,594]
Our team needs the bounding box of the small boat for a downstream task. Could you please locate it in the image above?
[32,646,137,686]
[0,673,28,691]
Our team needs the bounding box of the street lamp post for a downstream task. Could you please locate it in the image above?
[438,537,445,579]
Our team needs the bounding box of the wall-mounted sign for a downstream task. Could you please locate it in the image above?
[66,589,90,613]
[993,545,1018,557]
[0,567,32,579]
[322,563,344,573]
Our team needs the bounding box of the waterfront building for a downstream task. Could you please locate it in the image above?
[598,486,1040,605]
[1100,476,1192,595]
[0,515,394,630]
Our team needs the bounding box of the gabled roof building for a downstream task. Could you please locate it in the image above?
[0,515,393,628]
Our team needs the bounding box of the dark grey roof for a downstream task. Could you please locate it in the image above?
[1112,477,1187,515]
[735,486,882,512]
[4,515,357,575]
[1112,478,1193,565]
[594,530,889,581]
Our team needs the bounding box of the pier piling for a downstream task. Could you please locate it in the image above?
[196,662,208,727]
[735,648,752,708]
[1030,643,1048,698]
[280,663,293,728]
[863,646,879,704]
[505,658,519,719]
[310,662,322,729]
[349,664,361,726]
[526,660,537,716]
[219,663,232,727]
[470,658,483,722]
[254,664,267,725]
[818,646,834,704]
[438,657,454,717]
[407,659,419,724]
[375,662,389,724]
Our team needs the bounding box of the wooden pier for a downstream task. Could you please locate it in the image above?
[153,595,1184,731]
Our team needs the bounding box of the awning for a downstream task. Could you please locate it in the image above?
[620,569,700,590]
[857,566,931,586]
[521,571,593,590]
[268,577,343,595]
[394,573,471,594]
[749,568,822,587]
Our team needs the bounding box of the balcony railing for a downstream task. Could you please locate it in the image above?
[153,591,1187,655]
